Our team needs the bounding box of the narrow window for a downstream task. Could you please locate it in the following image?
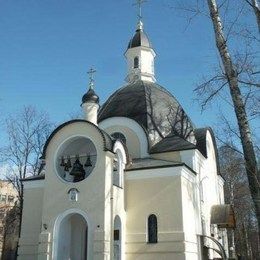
[148,214,158,243]
[134,56,139,68]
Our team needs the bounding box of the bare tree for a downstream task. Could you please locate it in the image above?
[244,0,260,32]
[0,106,53,200]
[0,105,53,255]
[169,0,260,239]
[219,145,260,259]
[205,0,260,239]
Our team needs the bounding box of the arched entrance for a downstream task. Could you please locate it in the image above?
[55,212,88,260]
[113,216,122,260]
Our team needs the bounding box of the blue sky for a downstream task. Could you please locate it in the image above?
[0,0,257,144]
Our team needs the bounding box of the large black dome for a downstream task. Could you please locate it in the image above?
[98,80,196,148]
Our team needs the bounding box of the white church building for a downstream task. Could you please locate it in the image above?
[17,9,234,260]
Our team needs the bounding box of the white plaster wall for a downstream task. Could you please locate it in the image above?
[125,166,194,260]
[194,130,225,259]
[112,187,126,260]
[82,102,99,125]
[18,184,44,260]
[125,46,156,82]
[151,151,181,162]
[180,168,201,260]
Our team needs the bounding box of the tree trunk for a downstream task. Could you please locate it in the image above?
[207,0,260,238]
[251,0,260,33]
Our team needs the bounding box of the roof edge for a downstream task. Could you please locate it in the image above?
[41,119,113,159]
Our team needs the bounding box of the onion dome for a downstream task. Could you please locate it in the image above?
[98,80,196,149]
[127,21,152,49]
[82,88,99,104]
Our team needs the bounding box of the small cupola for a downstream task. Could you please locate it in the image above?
[81,68,100,125]
[125,19,156,83]
[127,21,152,50]
[82,88,99,104]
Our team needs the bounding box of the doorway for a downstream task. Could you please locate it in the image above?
[56,213,88,260]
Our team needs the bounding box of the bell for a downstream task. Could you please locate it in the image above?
[60,156,65,167]
[70,156,85,182]
[66,156,72,168]
[84,155,92,167]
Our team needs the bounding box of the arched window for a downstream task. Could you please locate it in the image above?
[111,132,126,144]
[134,56,139,68]
[147,214,158,243]
[113,153,120,186]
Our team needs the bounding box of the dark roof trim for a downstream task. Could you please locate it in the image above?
[126,162,197,175]
[150,146,196,154]
[194,127,221,175]
[41,119,113,159]
[149,135,196,154]
[194,128,208,158]
[21,174,45,182]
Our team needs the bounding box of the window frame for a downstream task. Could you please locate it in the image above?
[147,214,158,244]
[134,56,139,69]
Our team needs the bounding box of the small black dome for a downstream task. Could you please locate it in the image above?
[82,88,99,104]
[128,28,152,49]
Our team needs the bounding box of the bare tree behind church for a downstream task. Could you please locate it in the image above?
[169,0,260,240]
[0,106,53,200]
[0,106,53,259]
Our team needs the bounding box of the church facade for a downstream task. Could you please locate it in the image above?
[18,15,232,260]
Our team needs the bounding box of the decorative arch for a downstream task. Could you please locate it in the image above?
[52,208,90,260]
[113,140,127,187]
[99,117,149,158]
[41,119,113,159]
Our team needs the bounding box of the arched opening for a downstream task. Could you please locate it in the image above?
[112,140,127,188]
[134,56,139,68]
[113,216,122,260]
[147,214,158,243]
[56,213,88,260]
[111,132,126,145]
[56,136,97,183]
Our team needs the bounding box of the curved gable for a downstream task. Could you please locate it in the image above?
[41,119,113,159]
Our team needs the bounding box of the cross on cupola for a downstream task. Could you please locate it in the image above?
[87,67,97,90]
[81,67,99,125]
[133,0,147,22]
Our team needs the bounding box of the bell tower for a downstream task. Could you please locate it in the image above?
[125,0,156,83]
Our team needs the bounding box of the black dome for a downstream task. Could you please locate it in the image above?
[98,80,196,147]
[82,88,99,104]
[128,28,152,49]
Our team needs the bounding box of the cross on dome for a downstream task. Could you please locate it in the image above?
[133,0,147,22]
[87,67,97,90]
